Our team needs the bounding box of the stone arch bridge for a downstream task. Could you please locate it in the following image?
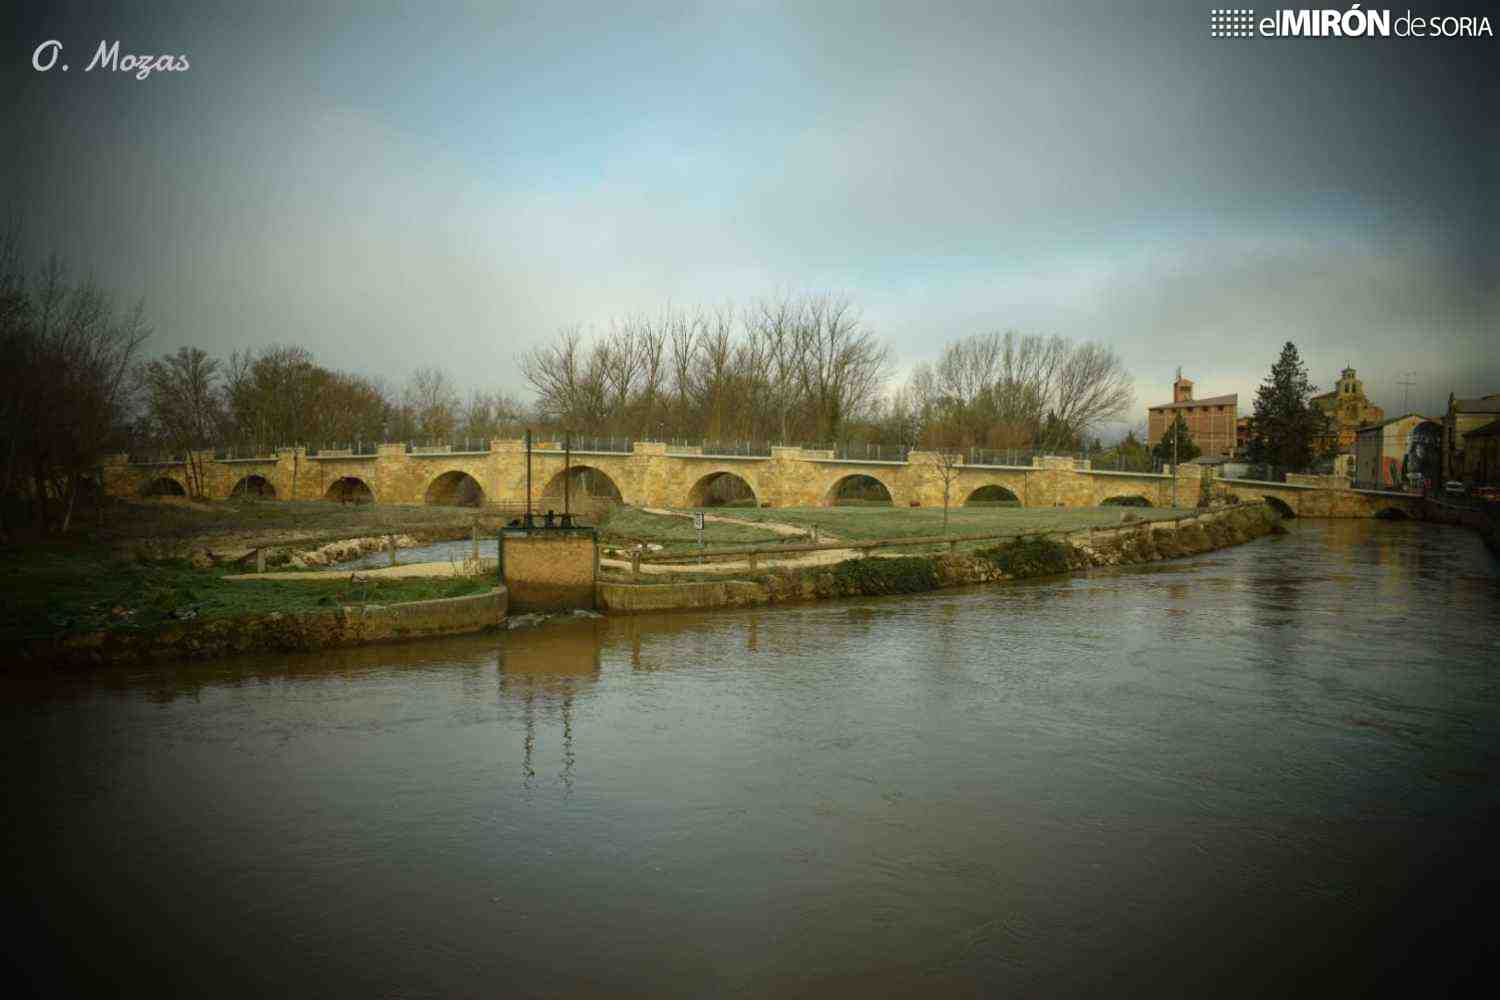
[102,442,1420,518]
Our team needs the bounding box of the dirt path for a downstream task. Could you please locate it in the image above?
[600,546,876,576]
[224,559,498,581]
[640,507,840,540]
[611,508,868,575]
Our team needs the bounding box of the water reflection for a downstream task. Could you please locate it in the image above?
[4,520,1498,998]
[498,622,601,790]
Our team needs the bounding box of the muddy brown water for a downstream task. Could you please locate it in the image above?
[3,520,1498,997]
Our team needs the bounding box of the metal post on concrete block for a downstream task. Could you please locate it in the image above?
[631,550,641,581]
[388,534,397,567]
[472,522,479,562]
[948,539,958,554]
[255,548,265,574]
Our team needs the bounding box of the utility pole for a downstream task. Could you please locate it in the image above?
[1396,372,1417,413]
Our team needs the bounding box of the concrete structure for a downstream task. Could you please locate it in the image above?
[1148,373,1237,459]
[1353,413,1441,491]
[101,438,1420,519]
[501,530,598,612]
[1311,367,1384,455]
[1443,394,1500,480]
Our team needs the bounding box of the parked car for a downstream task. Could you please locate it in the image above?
[1443,481,1466,496]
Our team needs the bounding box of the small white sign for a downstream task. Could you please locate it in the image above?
[692,513,705,530]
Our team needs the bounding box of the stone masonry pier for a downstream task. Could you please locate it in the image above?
[102,441,1421,518]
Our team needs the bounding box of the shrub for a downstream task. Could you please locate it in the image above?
[827,556,939,595]
[977,536,1077,578]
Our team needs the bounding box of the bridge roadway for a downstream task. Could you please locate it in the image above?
[102,440,1420,517]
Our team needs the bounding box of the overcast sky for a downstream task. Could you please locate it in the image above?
[4,0,1496,432]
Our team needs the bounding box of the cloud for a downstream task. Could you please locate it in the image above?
[2,0,1494,425]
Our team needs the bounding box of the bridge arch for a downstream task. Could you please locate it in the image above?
[1101,494,1153,507]
[425,470,485,506]
[231,474,276,499]
[826,473,893,506]
[1263,495,1296,518]
[326,476,375,504]
[964,484,1020,506]
[542,465,623,502]
[687,470,758,508]
[139,476,186,498]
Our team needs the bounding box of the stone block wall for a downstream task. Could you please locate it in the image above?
[503,531,598,611]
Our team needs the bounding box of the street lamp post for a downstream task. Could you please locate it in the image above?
[1171,416,1179,509]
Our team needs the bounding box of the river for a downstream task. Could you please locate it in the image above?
[4,520,1498,997]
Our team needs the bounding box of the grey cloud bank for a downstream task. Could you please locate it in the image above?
[3,0,1495,427]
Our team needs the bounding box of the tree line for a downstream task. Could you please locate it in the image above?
[2,240,1140,533]
[520,295,1137,453]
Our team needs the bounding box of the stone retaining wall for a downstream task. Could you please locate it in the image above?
[598,505,1280,614]
[21,586,508,669]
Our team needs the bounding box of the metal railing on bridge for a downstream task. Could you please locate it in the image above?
[127,452,185,465]
[557,436,633,454]
[213,446,280,461]
[806,442,911,462]
[965,448,1034,467]
[406,439,489,455]
[664,439,773,457]
[308,442,380,457]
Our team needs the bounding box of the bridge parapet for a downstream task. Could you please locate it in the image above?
[95,441,1424,517]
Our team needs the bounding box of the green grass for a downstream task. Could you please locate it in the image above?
[676,504,1186,542]
[600,507,787,554]
[0,543,493,643]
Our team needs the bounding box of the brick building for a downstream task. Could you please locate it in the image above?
[1310,367,1384,455]
[1148,374,1237,459]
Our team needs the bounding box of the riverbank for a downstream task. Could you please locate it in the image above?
[17,585,507,668]
[599,503,1283,613]
[1422,497,1500,555]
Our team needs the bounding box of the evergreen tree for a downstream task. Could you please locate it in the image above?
[1152,413,1201,465]
[1248,342,1332,473]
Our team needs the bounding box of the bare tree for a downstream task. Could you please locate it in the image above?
[1045,340,1134,450]
[404,367,461,442]
[1,235,151,535]
[139,346,223,497]
[797,294,891,443]
[918,446,965,533]
[907,331,1132,454]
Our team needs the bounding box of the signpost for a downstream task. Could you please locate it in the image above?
[693,512,705,548]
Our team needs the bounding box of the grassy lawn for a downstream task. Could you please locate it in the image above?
[674,504,1188,542]
[0,542,494,643]
[600,507,788,554]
